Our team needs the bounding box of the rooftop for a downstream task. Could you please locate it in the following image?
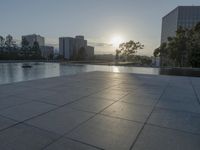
[0,72,199,150]
[163,5,200,19]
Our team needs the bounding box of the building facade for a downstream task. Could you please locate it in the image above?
[59,37,75,59]
[85,46,94,59]
[74,36,87,56]
[40,46,54,59]
[161,6,200,43]
[22,34,45,47]
[59,36,94,60]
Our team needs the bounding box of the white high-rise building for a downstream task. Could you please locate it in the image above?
[74,36,87,56]
[40,46,54,59]
[161,6,200,43]
[59,37,75,59]
[59,36,94,60]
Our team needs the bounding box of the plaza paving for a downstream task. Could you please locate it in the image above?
[0,71,200,150]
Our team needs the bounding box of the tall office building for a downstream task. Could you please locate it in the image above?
[40,46,54,59]
[161,6,200,43]
[59,37,75,59]
[74,36,87,56]
[22,34,45,47]
[85,46,94,59]
[59,36,94,60]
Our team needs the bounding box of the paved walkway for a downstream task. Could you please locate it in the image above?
[0,71,200,150]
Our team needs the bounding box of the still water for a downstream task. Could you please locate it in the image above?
[0,62,159,85]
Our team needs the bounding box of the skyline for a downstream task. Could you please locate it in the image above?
[0,0,200,56]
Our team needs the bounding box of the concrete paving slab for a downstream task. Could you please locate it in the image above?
[36,92,85,106]
[27,107,94,135]
[133,125,200,150]
[160,94,197,103]
[163,89,196,101]
[121,92,159,106]
[111,84,139,91]
[148,108,200,134]
[134,87,164,95]
[0,96,33,111]
[0,124,59,150]
[193,86,200,100]
[0,116,17,130]
[52,85,98,96]
[91,90,128,101]
[0,72,200,150]
[101,101,153,122]
[67,115,143,150]
[14,88,57,101]
[0,85,28,96]
[44,137,100,150]
[68,96,115,113]
[0,101,56,121]
[156,100,200,114]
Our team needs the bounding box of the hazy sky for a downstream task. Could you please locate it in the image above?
[0,0,200,55]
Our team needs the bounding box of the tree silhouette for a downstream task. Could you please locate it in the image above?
[0,36,4,48]
[21,37,30,59]
[31,41,41,59]
[116,40,144,61]
[5,35,14,49]
[154,22,200,67]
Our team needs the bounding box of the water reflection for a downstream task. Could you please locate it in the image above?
[0,62,159,85]
[113,66,120,73]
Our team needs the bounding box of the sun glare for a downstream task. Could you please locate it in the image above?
[111,35,123,48]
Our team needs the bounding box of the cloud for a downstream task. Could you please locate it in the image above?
[88,42,112,47]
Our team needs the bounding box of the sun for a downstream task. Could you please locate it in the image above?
[111,35,124,48]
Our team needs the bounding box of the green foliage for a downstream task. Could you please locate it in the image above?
[188,24,200,67]
[0,35,20,60]
[0,36,5,48]
[0,35,47,60]
[133,55,152,65]
[115,40,144,61]
[31,41,41,59]
[20,37,30,59]
[153,48,160,57]
[5,35,14,49]
[154,22,200,68]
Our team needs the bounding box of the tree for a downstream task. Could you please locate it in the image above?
[20,37,30,59]
[115,49,121,61]
[189,45,200,67]
[154,26,196,67]
[3,35,19,59]
[168,27,189,67]
[188,22,200,67]
[5,35,14,49]
[134,55,152,65]
[0,36,5,59]
[116,40,144,61]
[0,36,5,48]
[153,47,160,57]
[31,41,41,59]
[154,43,169,66]
[154,23,200,67]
